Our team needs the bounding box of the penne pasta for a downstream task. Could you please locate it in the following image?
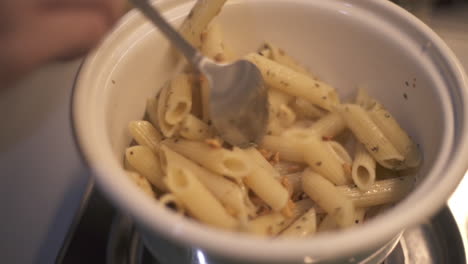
[337,176,414,208]
[200,22,235,62]
[125,145,166,191]
[283,129,349,185]
[261,135,304,163]
[165,167,238,229]
[302,169,355,228]
[159,145,254,223]
[126,170,156,198]
[164,74,193,125]
[163,139,252,180]
[259,42,311,75]
[158,193,185,215]
[128,120,162,153]
[309,113,346,138]
[353,208,366,225]
[368,102,421,168]
[179,0,228,48]
[157,83,180,137]
[291,97,327,120]
[352,143,377,191]
[245,53,339,111]
[180,114,211,140]
[280,208,317,237]
[317,213,338,232]
[244,147,280,179]
[336,104,404,169]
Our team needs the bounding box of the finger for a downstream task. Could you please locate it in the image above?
[0,8,109,82]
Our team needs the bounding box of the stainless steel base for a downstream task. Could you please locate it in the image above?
[107,207,465,264]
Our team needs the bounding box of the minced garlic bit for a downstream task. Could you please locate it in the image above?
[204,138,222,148]
[342,163,352,175]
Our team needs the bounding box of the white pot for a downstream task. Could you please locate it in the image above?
[72,0,468,263]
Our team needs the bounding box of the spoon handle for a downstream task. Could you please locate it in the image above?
[130,0,204,66]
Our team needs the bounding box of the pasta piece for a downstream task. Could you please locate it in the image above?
[328,141,353,165]
[338,176,414,208]
[164,139,252,180]
[241,149,289,211]
[245,53,339,111]
[259,43,311,75]
[146,97,159,126]
[157,83,180,137]
[199,76,211,122]
[283,129,349,185]
[261,135,304,163]
[353,208,366,225]
[274,161,306,175]
[247,199,314,236]
[352,143,377,191]
[284,172,302,197]
[355,87,376,110]
[317,213,338,232]
[159,145,253,223]
[336,104,404,169]
[126,170,156,198]
[291,97,327,120]
[368,103,421,168]
[179,0,228,48]
[128,120,162,153]
[125,146,166,191]
[165,167,237,229]
[244,148,280,179]
[266,89,296,135]
[179,114,211,140]
[302,169,355,228]
[280,208,317,237]
[200,22,234,62]
[164,74,192,125]
[158,193,185,214]
[309,113,346,138]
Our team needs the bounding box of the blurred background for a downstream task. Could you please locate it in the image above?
[0,1,466,263]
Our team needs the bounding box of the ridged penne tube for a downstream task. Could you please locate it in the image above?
[146,97,159,126]
[126,170,156,198]
[259,43,310,75]
[241,149,288,211]
[266,90,296,135]
[165,167,237,229]
[302,170,355,228]
[245,53,339,111]
[200,22,234,62]
[164,74,192,125]
[352,143,376,191]
[317,214,338,232]
[179,0,228,48]
[199,76,210,122]
[283,129,349,185]
[280,208,317,237]
[353,208,366,225]
[243,166,289,211]
[368,103,421,168]
[260,135,304,163]
[284,172,302,196]
[291,97,327,120]
[158,193,185,215]
[337,176,414,208]
[164,139,251,180]
[244,148,280,179]
[159,146,252,222]
[355,87,376,110]
[157,84,180,137]
[128,120,162,153]
[125,146,166,191]
[336,104,404,169]
[247,199,314,236]
[310,113,346,138]
[328,141,353,165]
[179,114,211,140]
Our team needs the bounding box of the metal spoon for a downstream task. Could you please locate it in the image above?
[131,0,268,148]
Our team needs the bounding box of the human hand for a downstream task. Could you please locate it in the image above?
[0,0,126,87]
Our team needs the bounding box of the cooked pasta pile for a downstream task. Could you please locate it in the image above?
[123,0,421,237]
